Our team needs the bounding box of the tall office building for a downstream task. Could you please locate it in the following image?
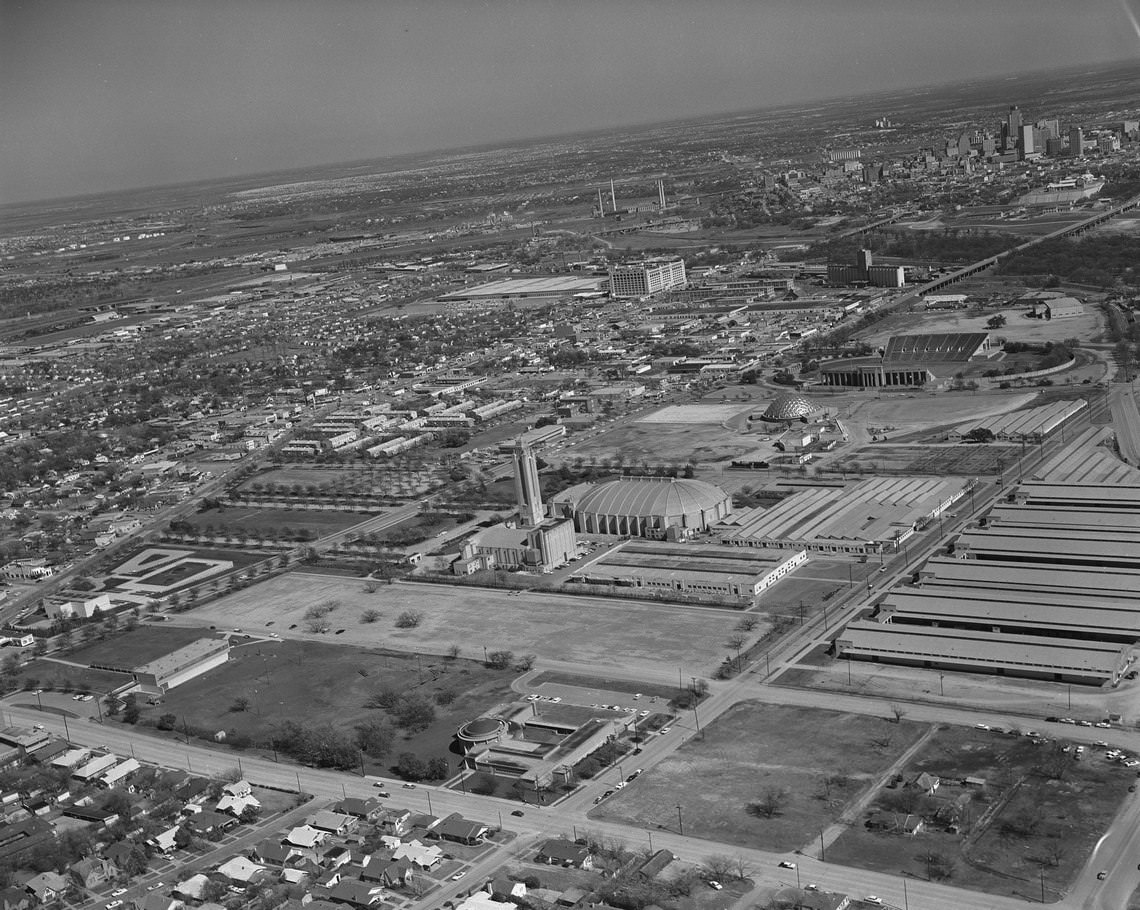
[1069,126,1084,157]
[512,443,545,527]
[608,257,687,299]
[1019,124,1035,159]
[1005,106,1022,151]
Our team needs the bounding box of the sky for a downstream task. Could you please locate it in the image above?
[3,0,1140,206]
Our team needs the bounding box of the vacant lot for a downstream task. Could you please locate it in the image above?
[827,725,1133,899]
[67,626,214,669]
[180,506,371,537]
[124,638,517,776]
[592,702,926,850]
[179,575,744,678]
[565,420,767,467]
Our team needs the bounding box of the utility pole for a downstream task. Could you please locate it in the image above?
[675,804,684,836]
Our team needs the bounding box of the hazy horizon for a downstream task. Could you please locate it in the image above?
[4,0,1140,207]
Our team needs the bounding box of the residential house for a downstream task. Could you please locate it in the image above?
[134,895,181,910]
[0,818,53,861]
[310,810,357,836]
[250,840,298,867]
[487,877,527,902]
[221,779,252,799]
[215,792,259,817]
[334,798,384,822]
[184,810,236,837]
[536,839,593,870]
[456,894,516,910]
[320,845,354,870]
[148,826,181,855]
[382,808,414,836]
[173,874,210,902]
[360,858,413,889]
[285,824,328,849]
[431,813,488,846]
[912,772,940,796]
[216,856,266,885]
[634,849,674,880]
[70,857,115,891]
[24,871,68,904]
[104,841,137,872]
[325,879,385,908]
[902,814,925,836]
[392,840,442,869]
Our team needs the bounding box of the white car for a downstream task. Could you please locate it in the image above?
[638,710,650,717]
[111,890,128,897]
[659,727,672,735]
[865,897,883,906]
[778,861,796,869]
[974,723,990,731]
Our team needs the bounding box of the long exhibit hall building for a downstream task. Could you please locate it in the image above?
[836,481,1140,686]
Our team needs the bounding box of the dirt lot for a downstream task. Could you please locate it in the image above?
[826,725,1134,899]
[565,419,765,467]
[178,574,745,679]
[592,702,926,851]
[123,638,517,775]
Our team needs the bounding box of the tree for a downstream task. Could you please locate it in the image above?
[32,638,47,657]
[356,719,395,758]
[889,704,906,724]
[426,757,450,780]
[447,643,461,660]
[231,696,251,713]
[122,694,140,724]
[361,609,381,624]
[486,650,514,670]
[515,653,536,671]
[394,696,435,732]
[396,752,428,781]
[987,314,1007,329]
[157,713,177,731]
[965,427,995,444]
[395,610,422,628]
[703,854,735,881]
[748,786,789,819]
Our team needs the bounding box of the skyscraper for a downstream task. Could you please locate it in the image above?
[512,442,544,527]
[1006,106,1022,151]
[1069,126,1084,157]
[1019,124,1035,159]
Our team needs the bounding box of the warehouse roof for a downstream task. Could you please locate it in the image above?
[839,621,1128,680]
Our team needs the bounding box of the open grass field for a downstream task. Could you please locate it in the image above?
[131,638,517,774]
[176,574,746,679]
[826,725,1134,899]
[67,626,217,668]
[10,662,130,695]
[565,420,767,467]
[591,701,927,851]
[180,506,372,536]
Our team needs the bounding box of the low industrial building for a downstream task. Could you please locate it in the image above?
[130,638,231,695]
[949,398,1086,443]
[439,275,609,303]
[720,477,968,555]
[571,541,805,600]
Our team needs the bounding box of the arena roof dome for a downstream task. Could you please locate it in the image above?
[761,394,818,421]
[573,477,729,520]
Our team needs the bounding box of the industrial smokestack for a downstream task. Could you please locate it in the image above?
[610,179,617,213]
[658,179,666,210]
[596,187,604,217]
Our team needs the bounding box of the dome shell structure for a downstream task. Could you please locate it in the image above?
[561,476,732,538]
[760,394,819,422]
